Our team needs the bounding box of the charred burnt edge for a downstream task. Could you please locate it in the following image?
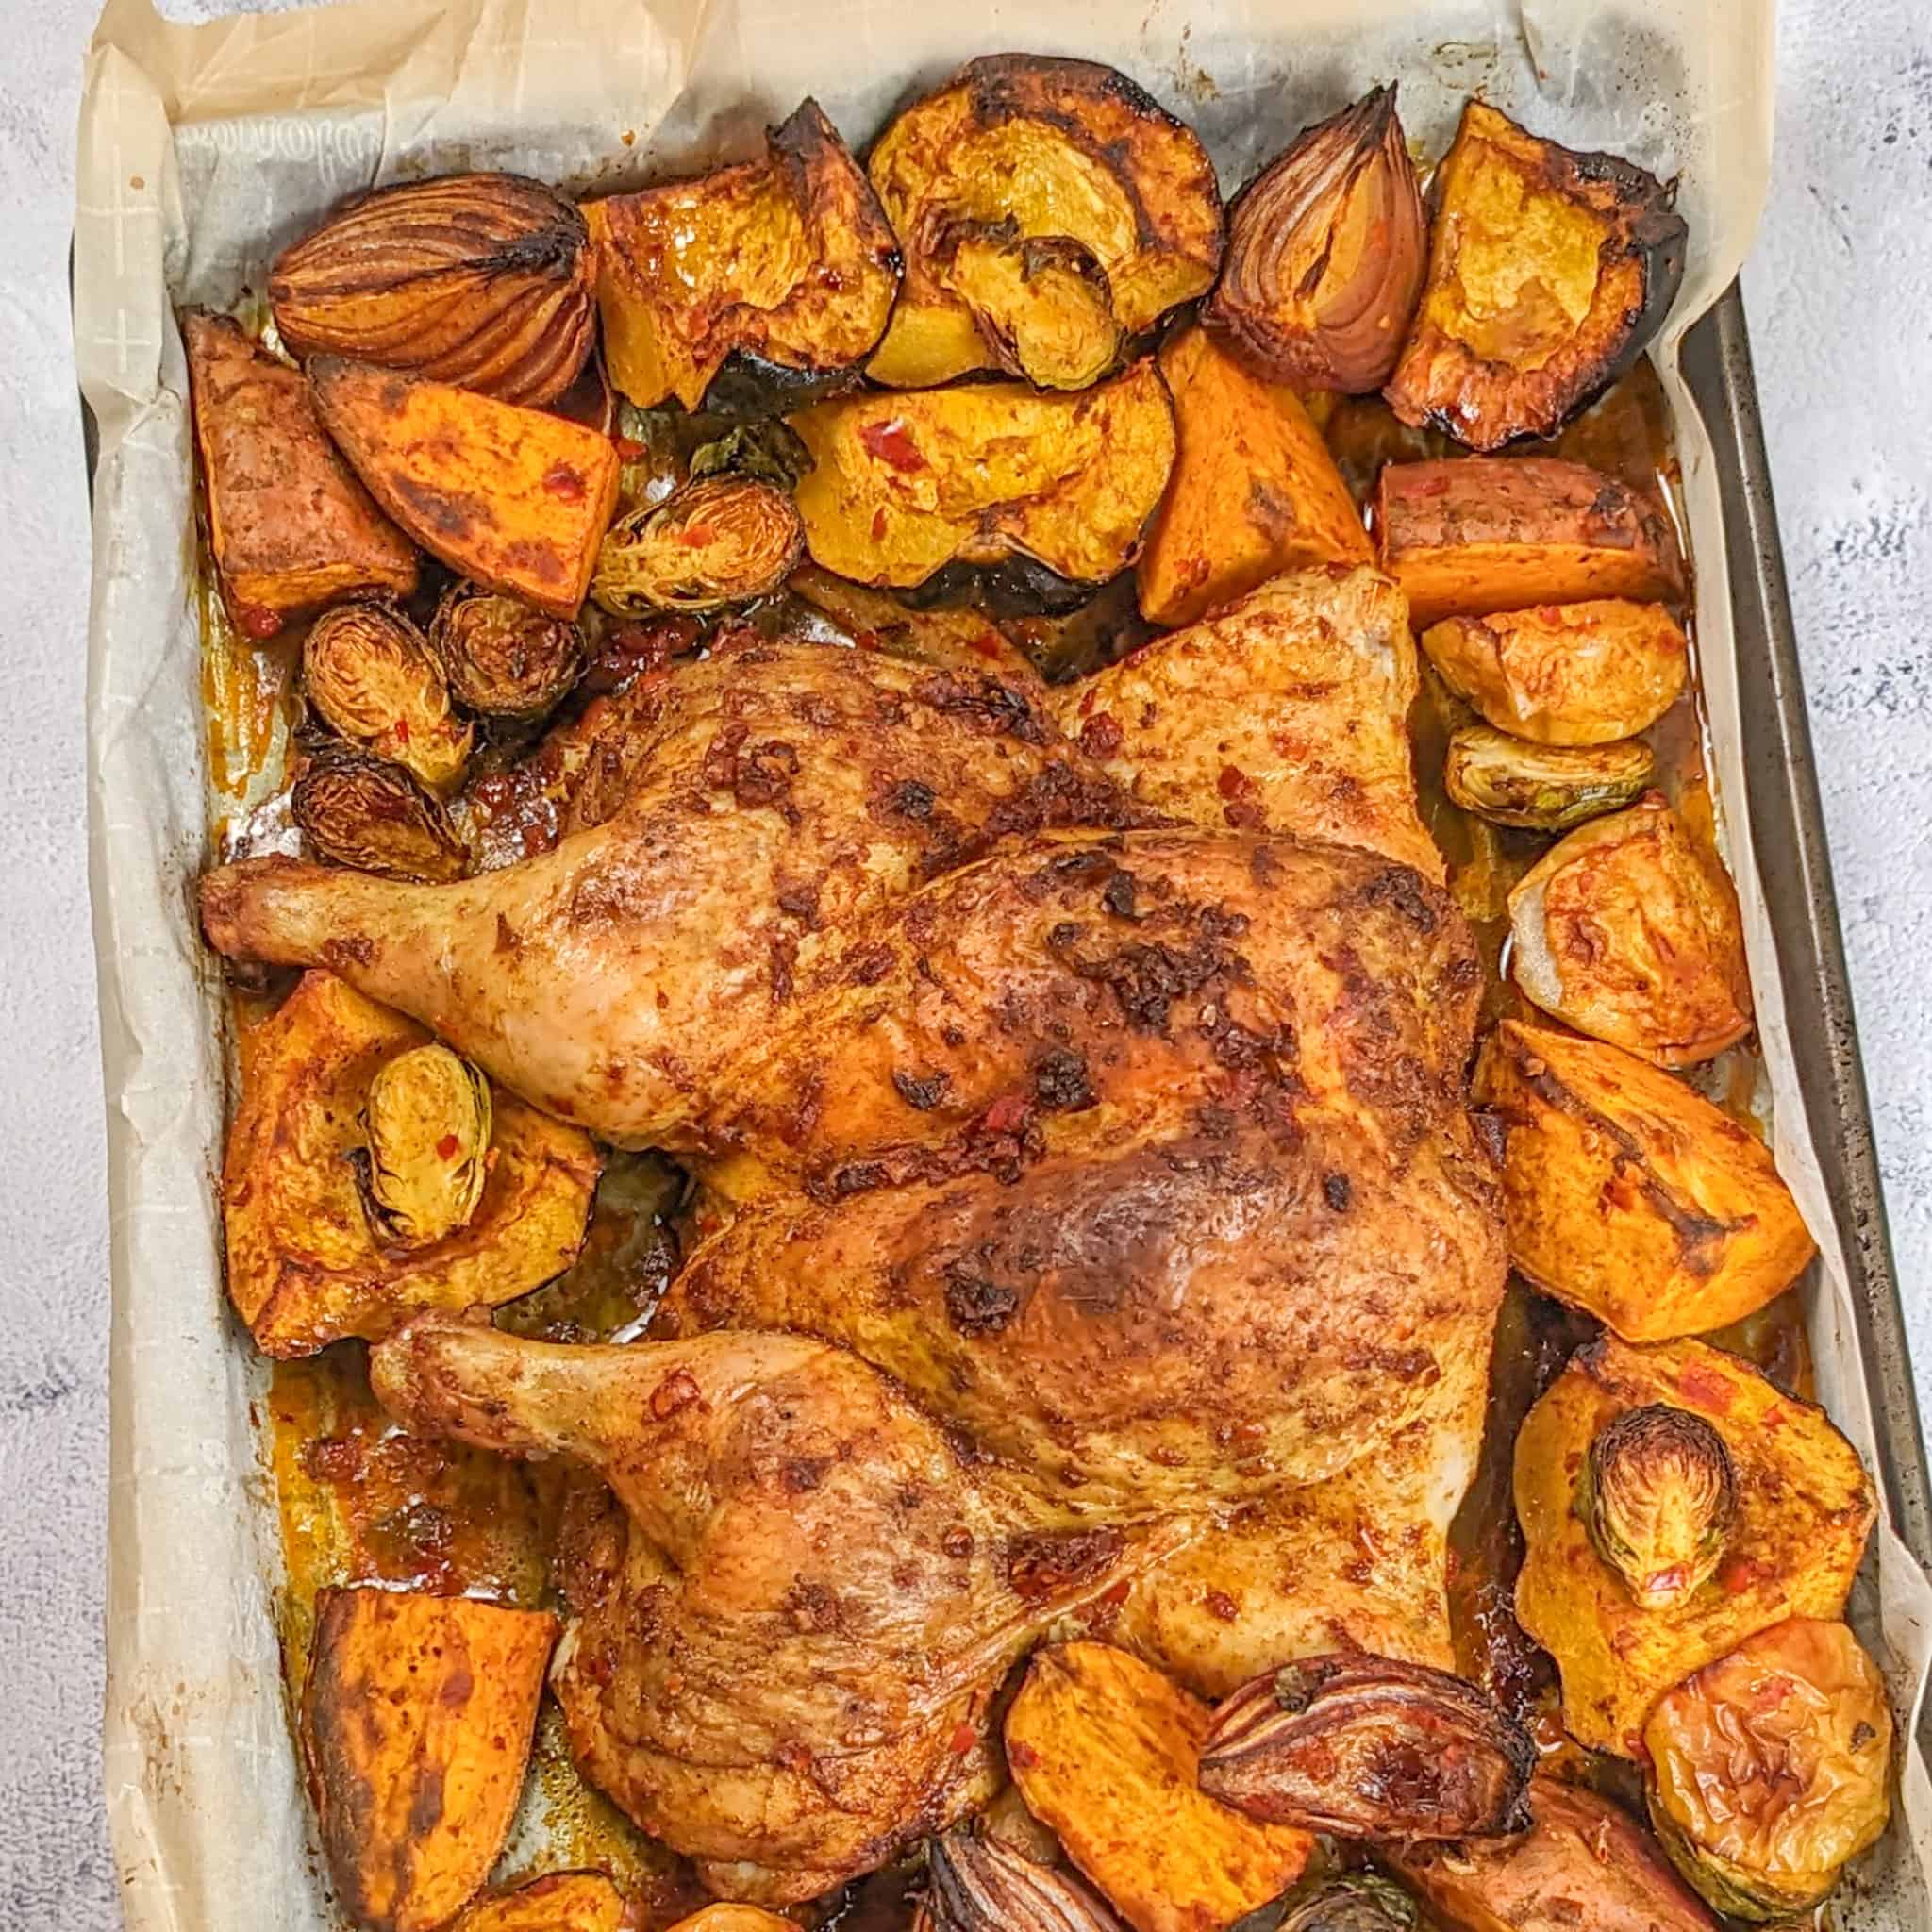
[899,557,1109,619]
[698,348,870,419]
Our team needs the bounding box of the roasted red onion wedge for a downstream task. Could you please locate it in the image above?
[1205,86,1424,392]
[1197,1653,1535,1840]
[925,1832,1127,1932]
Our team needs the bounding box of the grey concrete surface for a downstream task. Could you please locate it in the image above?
[0,0,1926,1924]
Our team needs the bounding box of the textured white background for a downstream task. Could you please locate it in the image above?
[0,0,1926,1922]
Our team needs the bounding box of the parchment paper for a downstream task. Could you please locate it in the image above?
[74,1,1932,1926]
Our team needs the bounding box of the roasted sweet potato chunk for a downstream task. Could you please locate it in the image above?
[1386,102,1686,449]
[866,55,1222,390]
[787,359,1174,600]
[1375,457,1684,628]
[302,1587,558,1932]
[1507,794,1753,1066]
[448,1872,632,1932]
[1474,1021,1815,1341]
[309,358,620,618]
[223,971,599,1355]
[183,310,417,637]
[586,100,898,413]
[1136,325,1372,627]
[1004,1642,1311,1932]
[1513,1336,1874,1757]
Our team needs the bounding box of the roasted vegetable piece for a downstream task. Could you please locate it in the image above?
[1278,1876,1417,1932]
[1473,1021,1816,1339]
[355,1043,492,1249]
[1136,325,1373,626]
[1514,1335,1875,1757]
[1387,1776,1721,1932]
[1581,1405,1737,1610]
[785,563,1044,692]
[788,359,1175,600]
[1385,102,1687,449]
[689,417,815,491]
[1198,1653,1533,1840]
[182,310,418,637]
[1205,86,1425,393]
[292,743,469,882]
[427,584,586,719]
[660,1910,793,1932]
[866,55,1222,390]
[926,1832,1127,1932]
[304,600,473,791]
[1643,1618,1893,1921]
[1003,1642,1311,1932]
[269,173,596,405]
[586,100,898,413]
[1443,727,1653,830]
[223,971,600,1355]
[309,358,621,618]
[448,1872,632,1932]
[592,475,806,616]
[1421,601,1688,744]
[301,1587,558,1932]
[1507,794,1753,1065]
[1375,458,1685,628]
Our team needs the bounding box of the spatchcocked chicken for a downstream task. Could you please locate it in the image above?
[202,565,1506,1895]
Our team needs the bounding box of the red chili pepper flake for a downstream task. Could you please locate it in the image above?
[980,1093,1030,1136]
[858,418,925,473]
[234,600,282,640]
[435,1133,459,1159]
[1008,1740,1041,1770]
[675,523,717,547]
[1078,711,1124,759]
[870,505,889,541]
[1717,1553,1774,1594]
[949,1722,977,1755]
[1218,763,1267,831]
[613,436,646,460]
[970,630,1004,659]
[391,716,411,744]
[1675,1362,1735,1414]
[1205,1590,1239,1623]
[543,461,587,502]
[649,1367,703,1420]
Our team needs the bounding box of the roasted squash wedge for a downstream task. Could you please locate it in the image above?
[787,358,1175,601]
[183,311,418,637]
[1513,1336,1875,1757]
[1004,1642,1311,1932]
[1474,1021,1815,1341]
[224,971,600,1356]
[302,1587,558,1932]
[866,55,1223,391]
[786,563,1044,692]
[1375,457,1685,628]
[586,100,898,413]
[448,1873,632,1932]
[1136,325,1372,626]
[309,358,620,618]
[1386,101,1687,449]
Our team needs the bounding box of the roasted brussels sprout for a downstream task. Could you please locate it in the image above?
[356,1043,493,1249]
[1643,1617,1892,1921]
[302,598,473,791]
[1582,1405,1737,1611]
[427,584,586,719]
[925,1832,1126,1932]
[1197,1653,1534,1840]
[689,417,815,491]
[1278,1876,1417,1932]
[1206,86,1425,393]
[1444,726,1653,830]
[291,742,468,882]
[591,475,805,616]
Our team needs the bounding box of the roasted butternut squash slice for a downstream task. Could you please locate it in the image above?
[309,358,620,618]
[1136,325,1372,626]
[302,1587,558,1932]
[1513,1336,1874,1757]
[223,971,600,1356]
[183,310,417,638]
[1386,101,1687,449]
[586,100,898,414]
[1375,456,1685,627]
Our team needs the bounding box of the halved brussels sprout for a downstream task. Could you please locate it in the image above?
[689,418,815,491]
[427,584,586,720]
[291,742,468,882]
[1444,726,1654,831]
[591,475,806,616]
[356,1043,493,1248]
[1278,1875,1417,1932]
[1644,1618,1892,1921]
[925,1831,1126,1932]
[1582,1404,1736,1611]
[303,599,472,791]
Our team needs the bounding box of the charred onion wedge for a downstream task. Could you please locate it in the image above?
[303,599,473,792]
[1643,1618,1893,1921]
[355,1042,494,1249]
[586,99,899,413]
[592,475,806,616]
[926,1832,1127,1932]
[1443,726,1654,830]
[1206,86,1425,392]
[1198,1653,1534,1840]
[1583,1405,1738,1611]
[428,584,587,719]
[866,55,1223,390]
[269,173,596,405]
[1386,102,1687,448]
[291,742,469,882]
